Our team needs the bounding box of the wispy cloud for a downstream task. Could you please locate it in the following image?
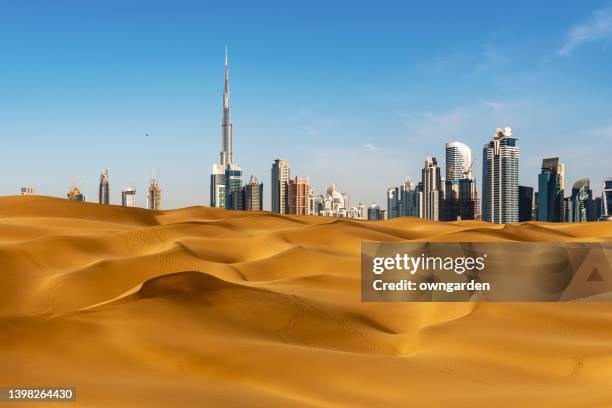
[473,45,512,75]
[296,114,335,138]
[581,123,612,142]
[482,100,505,110]
[559,5,612,56]
[301,125,321,137]
[395,100,533,161]
[363,143,378,151]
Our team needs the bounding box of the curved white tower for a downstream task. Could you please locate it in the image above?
[445,141,472,180]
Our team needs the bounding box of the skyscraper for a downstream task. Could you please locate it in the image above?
[225,163,243,210]
[537,158,564,222]
[387,179,420,219]
[387,187,399,219]
[482,127,519,224]
[603,177,612,219]
[558,163,566,195]
[220,46,232,168]
[563,196,571,223]
[441,178,478,221]
[244,175,263,211]
[210,164,226,208]
[442,142,477,221]
[147,178,161,210]
[570,178,592,222]
[210,47,241,209]
[399,179,419,217]
[232,186,245,210]
[271,159,290,214]
[445,142,472,180]
[518,185,534,222]
[99,169,110,205]
[421,157,441,221]
[593,197,603,221]
[368,203,382,220]
[287,176,310,215]
[122,187,137,207]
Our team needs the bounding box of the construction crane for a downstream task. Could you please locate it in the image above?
[463,158,475,178]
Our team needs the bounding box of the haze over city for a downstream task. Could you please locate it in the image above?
[1,1,610,209]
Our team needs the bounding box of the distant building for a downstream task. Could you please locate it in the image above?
[399,179,420,217]
[20,186,35,195]
[99,169,110,205]
[67,183,86,202]
[417,182,424,218]
[422,157,442,220]
[368,203,381,220]
[210,164,226,208]
[271,159,290,214]
[225,163,243,210]
[147,178,161,210]
[537,158,564,222]
[347,203,367,220]
[220,48,233,168]
[231,187,244,210]
[441,142,478,221]
[569,178,592,222]
[367,203,387,220]
[593,197,603,221]
[441,178,478,221]
[518,185,534,222]
[603,177,612,219]
[287,176,310,215]
[482,127,519,224]
[309,191,322,216]
[445,141,472,180]
[559,163,565,191]
[387,179,420,219]
[243,175,263,211]
[209,48,244,211]
[563,196,572,223]
[387,187,399,219]
[122,187,137,207]
[312,184,353,217]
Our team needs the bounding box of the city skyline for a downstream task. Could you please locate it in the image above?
[8,48,611,220]
[1,1,611,208]
[37,51,608,218]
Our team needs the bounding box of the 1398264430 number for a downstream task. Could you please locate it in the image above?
[1,387,75,402]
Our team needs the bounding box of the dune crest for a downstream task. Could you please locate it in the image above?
[137,271,239,298]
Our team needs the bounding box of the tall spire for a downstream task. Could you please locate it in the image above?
[220,46,232,167]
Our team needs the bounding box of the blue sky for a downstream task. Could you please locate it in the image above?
[0,0,610,209]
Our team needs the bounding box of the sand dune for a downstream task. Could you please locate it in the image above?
[1,195,612,407]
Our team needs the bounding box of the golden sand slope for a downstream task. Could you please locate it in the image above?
[1,195,612,407]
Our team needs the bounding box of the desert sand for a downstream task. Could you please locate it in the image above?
[1,195,612,407]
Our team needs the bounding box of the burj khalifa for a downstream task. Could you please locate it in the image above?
[211,47,242,209]
[220,47,232,167]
